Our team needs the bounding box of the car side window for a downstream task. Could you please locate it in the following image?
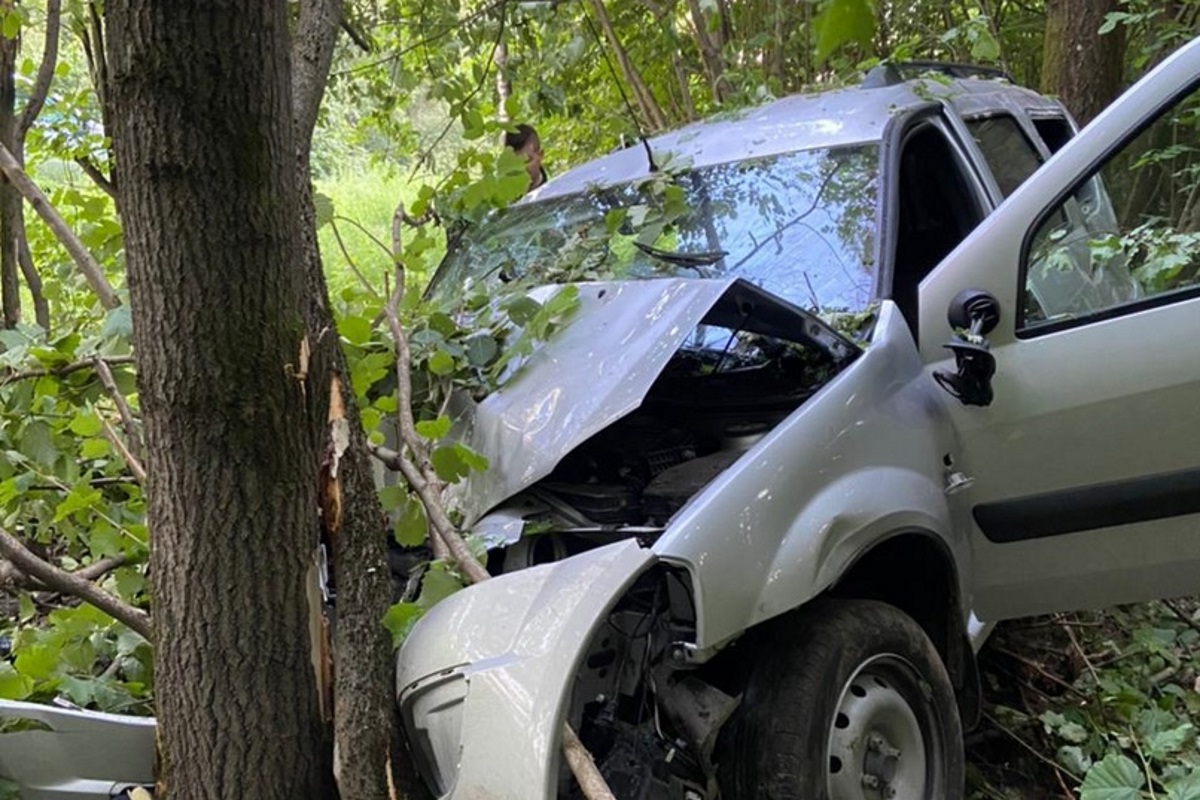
[1031,116,1073,155]
[1020,84,1200,330]
[966,116,1044,197]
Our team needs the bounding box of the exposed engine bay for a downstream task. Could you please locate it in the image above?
[393,280,860,799]
[487,315,850,575]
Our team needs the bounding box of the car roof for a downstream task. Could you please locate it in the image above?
[530,77,1064,201]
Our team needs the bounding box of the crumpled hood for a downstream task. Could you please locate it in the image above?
[451,277,856,524]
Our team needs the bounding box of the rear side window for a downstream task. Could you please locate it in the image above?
[967,116,1044,198]
[1032,116,1074,154]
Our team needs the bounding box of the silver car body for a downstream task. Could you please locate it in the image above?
[0,700,154,798]
[398,39,1200,800]
[7,40,1200,800]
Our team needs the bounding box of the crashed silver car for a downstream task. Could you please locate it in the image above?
[396,43,1200,800]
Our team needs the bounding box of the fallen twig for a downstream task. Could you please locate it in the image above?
[981,711,1080,786]
[0,527,149,639]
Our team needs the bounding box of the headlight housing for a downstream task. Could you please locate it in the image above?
[400,669,469,795]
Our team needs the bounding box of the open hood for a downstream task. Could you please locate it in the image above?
[450,277,857,524]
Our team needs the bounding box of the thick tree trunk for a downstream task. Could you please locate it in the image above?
[106,2,334,797]
[0,18,19,328]
[1040,0,1125,126]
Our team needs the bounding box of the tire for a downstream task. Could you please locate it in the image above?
[716,598,964,800]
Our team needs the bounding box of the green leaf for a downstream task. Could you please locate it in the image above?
[505,296,542,326]
[427,349,455,376]
[314,192,335,229]
[465,333,499,367]
[430,445,471,483]
[393,495,428,547]
[80,438,110,460]
[2,11,21,40]
[100,305,133,341]
[17,593,34,622]
[54,483,103,522]
[0,663,32,700]
[414,416,451,441]
[1080,754,1145,800]
[1167,770,1200,800]
[814,0,876,62]
[113,567,145,601]
[69,411,104,437]
[378,484,408,512]
[339,315,373,346]
[419,561,465,609]
[430,443,488,484]
[19,421,56,466]
[382,601,424,649]
[0,776,22,800]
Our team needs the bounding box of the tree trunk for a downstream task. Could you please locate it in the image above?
[291,1,407,797]
[106,2,334,797]
[586,0,668,130]
[684,0,731,105]
[0,15,19,328]
[1040,0,1125,126]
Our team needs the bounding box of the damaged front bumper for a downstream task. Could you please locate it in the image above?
[0,699,155,799]
[397,539,655,799]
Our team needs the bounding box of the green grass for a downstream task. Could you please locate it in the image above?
[316,164,440,301]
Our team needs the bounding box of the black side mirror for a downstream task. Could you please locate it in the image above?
[934,289,1000,407]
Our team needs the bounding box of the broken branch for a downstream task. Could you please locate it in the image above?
[0,527,150,639]
[0,142,120,309]
[562,723,618,800]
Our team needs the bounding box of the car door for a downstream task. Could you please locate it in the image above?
[917,37,1200,622]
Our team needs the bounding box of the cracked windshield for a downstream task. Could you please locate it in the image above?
[431,144,879,316]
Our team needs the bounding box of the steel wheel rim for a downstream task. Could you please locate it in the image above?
[826,654,936,800]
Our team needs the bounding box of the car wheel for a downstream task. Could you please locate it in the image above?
[717,598,964,800]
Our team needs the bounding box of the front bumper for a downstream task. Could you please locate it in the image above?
[397,539,655,799]
[0,699,155,799]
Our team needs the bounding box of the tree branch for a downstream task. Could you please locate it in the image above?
[1,552,127,592]
[74,156,118,199]
[102,419,147,484]
[340,16,373,51]
[93,355,143,457]
[0,142,120,309]
[18,0,62,139]
[0,527,150,639]
[292,0,342,162]
[562,724,618,800]
[1,355,134,385]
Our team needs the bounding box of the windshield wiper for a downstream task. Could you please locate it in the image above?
[633,240,727,267]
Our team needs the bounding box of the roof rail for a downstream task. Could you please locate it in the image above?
[862,61,1013,89]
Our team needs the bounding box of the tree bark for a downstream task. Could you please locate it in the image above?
[586,0,668,131]
[106,2,334,797]
[1040,0,1126,126]
[291,1,404,797]
[0,10,19,328]
[684,0,731,104]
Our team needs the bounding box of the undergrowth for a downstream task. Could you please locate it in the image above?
[969,599,1200,800]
